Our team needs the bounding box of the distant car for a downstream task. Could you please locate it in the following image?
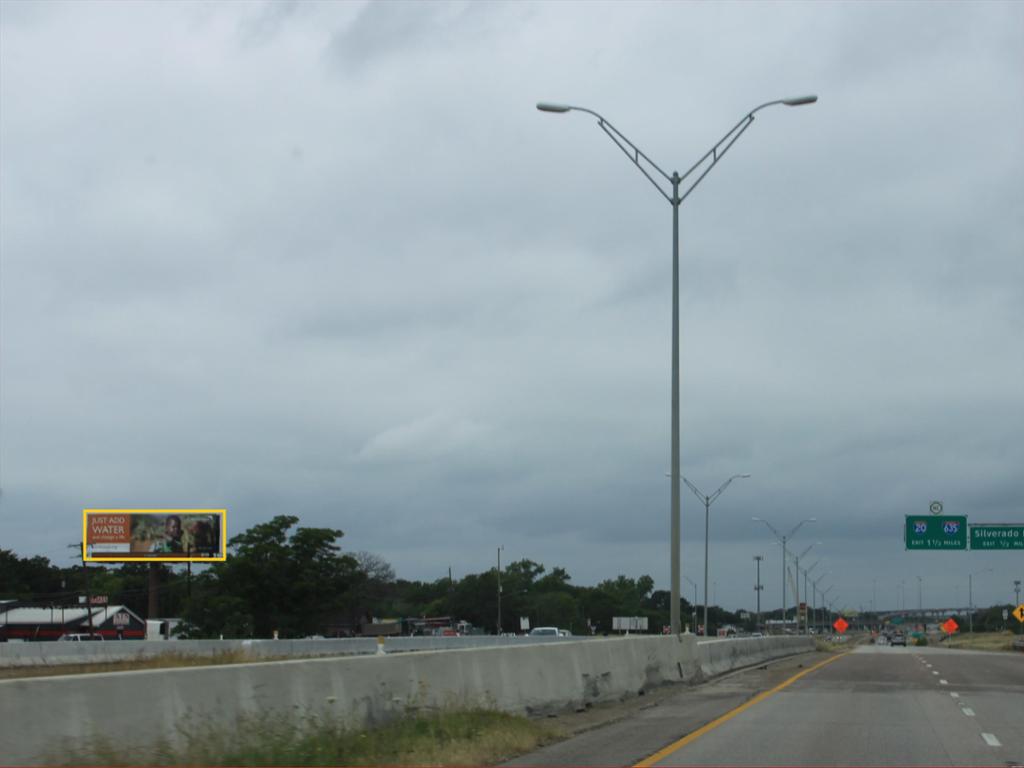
[58,633,104,642]
[891,633,906,647]
[529,627,559,636]
[751,632,764,638]
[557,629,572,637]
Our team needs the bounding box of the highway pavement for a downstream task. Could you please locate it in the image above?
[505,644,1024,767]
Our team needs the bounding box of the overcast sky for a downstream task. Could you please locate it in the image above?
[2,1,1022,616]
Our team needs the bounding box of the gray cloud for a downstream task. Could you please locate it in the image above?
[1,0,1022,612]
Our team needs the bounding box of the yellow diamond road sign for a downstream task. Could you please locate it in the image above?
[1013,604,1024,623]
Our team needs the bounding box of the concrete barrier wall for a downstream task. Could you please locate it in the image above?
[0,635,811,764]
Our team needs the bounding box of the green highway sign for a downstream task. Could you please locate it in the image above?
[970,525,1024,550]
[905,515,967,550]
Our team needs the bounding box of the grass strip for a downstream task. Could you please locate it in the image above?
[57,708,558,767]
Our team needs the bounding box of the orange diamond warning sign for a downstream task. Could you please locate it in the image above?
[941,618,959,634]
[833,617,849,634]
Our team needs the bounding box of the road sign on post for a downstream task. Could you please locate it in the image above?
[905,516,967,550]
[941,618,959,634]
[969,525,1024,550]
[833,617,848,634]
[1013,605,1024,623]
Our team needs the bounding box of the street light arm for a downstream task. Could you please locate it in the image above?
[682,476,707,503]
[786,518,816,539]
[675,96,816,206]
[753,517,783,543]
[708,473,750,504]
[537,102,674,201]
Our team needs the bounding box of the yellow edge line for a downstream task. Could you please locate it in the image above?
[633,651,850,767]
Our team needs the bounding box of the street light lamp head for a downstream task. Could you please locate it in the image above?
[783,95,818,106]
[537,102,572,113]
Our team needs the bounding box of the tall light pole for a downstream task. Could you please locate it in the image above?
[968,568,992,634]
[496,546,504,635]
[683,575,699,632]
[754,555,764,632]
[917,575,922,613]
[789,542,820,634]
[820,584,835,631]
[538,96,817,634]
[684,474,751,636]
[753,517,815,633]
[811,571,831,633]
[802,559,821,634]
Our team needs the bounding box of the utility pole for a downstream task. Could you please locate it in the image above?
[496,546,504,635]
[917,575,922,613]
[754,555,764,632]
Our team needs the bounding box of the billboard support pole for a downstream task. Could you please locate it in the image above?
[85,557,94,636]
[148,563,159,621]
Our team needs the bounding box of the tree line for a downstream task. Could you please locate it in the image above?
[2,515,745,638]
[6,515,1011,638]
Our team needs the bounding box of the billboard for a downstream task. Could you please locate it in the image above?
[83,509,226,562]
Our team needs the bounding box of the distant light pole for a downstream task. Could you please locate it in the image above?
[538,96,817,634]
[968,569,992,634]
[916,575,922,613]
[1016,580,1022,636]
[683,575,699,632]
[820,584,835,631]
[754,555,764,632]
[802,559,821,633]
[753,517,815,633]
[684,474,751,636]
[753,518,815,630]
[496,546,504,635]
[789,540,820,634]
[811,571,831,633]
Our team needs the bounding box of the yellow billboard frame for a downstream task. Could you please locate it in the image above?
[82,509,227,562]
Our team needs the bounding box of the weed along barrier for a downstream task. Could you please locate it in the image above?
[51,708,556,767]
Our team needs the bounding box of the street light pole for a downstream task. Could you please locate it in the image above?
[538,96,817,634]
[820,584,835,633]
[802,559,820,634]
[684,475,750,636]
[496,546,504,635]
[683,575,698,632]
[789,542,819,635]
[753,517,815,634]
[754,555,764,632]
[810,571,830,634]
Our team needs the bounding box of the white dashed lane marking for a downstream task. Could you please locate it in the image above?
[981,733,1001,747]
[961,708,975,717]
[939,679,948,685]
[950,692,960,698]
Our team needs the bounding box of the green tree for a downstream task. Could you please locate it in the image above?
[179,516,362,638]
